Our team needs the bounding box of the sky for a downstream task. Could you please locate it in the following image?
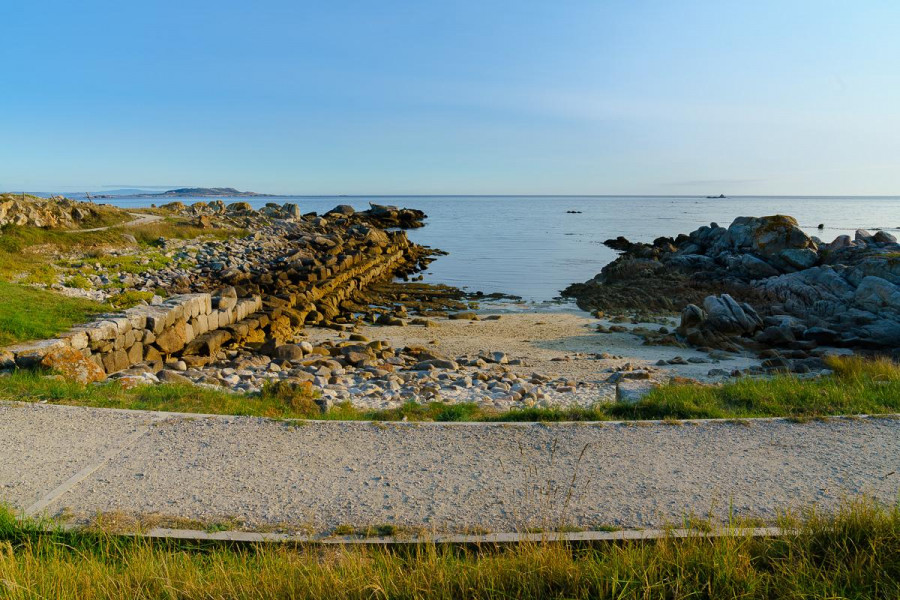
[2,1,899,196]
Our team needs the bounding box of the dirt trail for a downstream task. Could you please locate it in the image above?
[66,212,163,233]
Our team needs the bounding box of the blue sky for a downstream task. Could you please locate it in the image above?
[2,1,898,195]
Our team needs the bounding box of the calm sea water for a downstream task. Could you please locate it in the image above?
[101,195,900,302]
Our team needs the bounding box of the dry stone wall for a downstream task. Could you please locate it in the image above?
[3,292,262,379]
[2,232,423,381]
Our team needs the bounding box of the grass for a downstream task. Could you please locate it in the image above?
[0,281,107,346]
[2,356,898,422]
[0,220,245,283]
[58,250,173,274]
[0,499,897,598]
[606,355,900,421]
[0,371,322,420]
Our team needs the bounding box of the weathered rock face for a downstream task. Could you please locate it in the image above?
[566,215,900,351]
[40,347,106,384]
[676,294,763,351]
[0,194,123,229]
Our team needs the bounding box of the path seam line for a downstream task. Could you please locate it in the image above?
[24,418,162,517]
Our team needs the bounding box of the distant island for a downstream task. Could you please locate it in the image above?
[94,187,273,199]
[706,193,727,199]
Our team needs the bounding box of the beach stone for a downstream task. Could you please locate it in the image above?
[40,346,106,383]
[449,311,477,320]
[853,276,900,313]
[413,358,459,371]
[157,370,192,385]
[274,344,305,361]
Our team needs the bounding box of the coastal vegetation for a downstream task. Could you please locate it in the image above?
[0,499,897,599]
[0,211,248,328]
[0,281,106,346]
[2,355,897,422]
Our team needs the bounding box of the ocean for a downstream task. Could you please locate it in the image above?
[98,195,900,302]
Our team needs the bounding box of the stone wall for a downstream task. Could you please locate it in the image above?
[1,234,422,381]
[2,292,262,380]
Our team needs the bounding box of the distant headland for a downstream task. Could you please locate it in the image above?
[94,187,273,199]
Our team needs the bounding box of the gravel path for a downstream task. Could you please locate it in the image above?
[3,403,897,533]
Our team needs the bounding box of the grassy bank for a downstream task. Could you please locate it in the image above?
[1,356,898,422]
[0,500,897,599]
[0,372,320,419]
[0,281,107,346]
[0,220,244,284]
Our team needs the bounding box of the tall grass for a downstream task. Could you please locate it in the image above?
[0,500,897,598]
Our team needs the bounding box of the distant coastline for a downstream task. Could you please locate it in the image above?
[93,187,273,199]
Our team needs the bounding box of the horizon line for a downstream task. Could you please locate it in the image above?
[13,191,900,200]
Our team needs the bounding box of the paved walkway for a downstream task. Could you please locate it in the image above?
[2,403,897,533]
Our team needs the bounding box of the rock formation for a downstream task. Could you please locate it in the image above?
[565,215,900,353]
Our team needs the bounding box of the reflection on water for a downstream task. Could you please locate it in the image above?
[101,195,900,302]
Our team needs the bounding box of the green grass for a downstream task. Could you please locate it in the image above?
[3,356,899,422]
[58,250,173,274]
[0,371,321,419]
[606,355,900,421]
[0,281,107,346]
[312,355,900,422]
[0,220,245,283]
[0,499,897,598]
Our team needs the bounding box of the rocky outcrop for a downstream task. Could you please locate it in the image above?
[0,194,124,229]
[4,200,443,382]
[566,215,900,352]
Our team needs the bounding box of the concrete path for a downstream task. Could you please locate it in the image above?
[2,402,897,534]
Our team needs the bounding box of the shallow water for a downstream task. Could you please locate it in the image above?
[101,195,900,302]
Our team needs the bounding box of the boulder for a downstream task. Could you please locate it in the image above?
[10,338,69,368]
[40,347,106,383]
[282,203,302,219]
[274,344,306,361]
[679,304,706,329]
[101,349,130,374]
[873,230,897,244]
[739,254,780,279]
[702,294,763,335]
[154,319,188,354]
[779,248,818,270]
[853,276,900,313]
